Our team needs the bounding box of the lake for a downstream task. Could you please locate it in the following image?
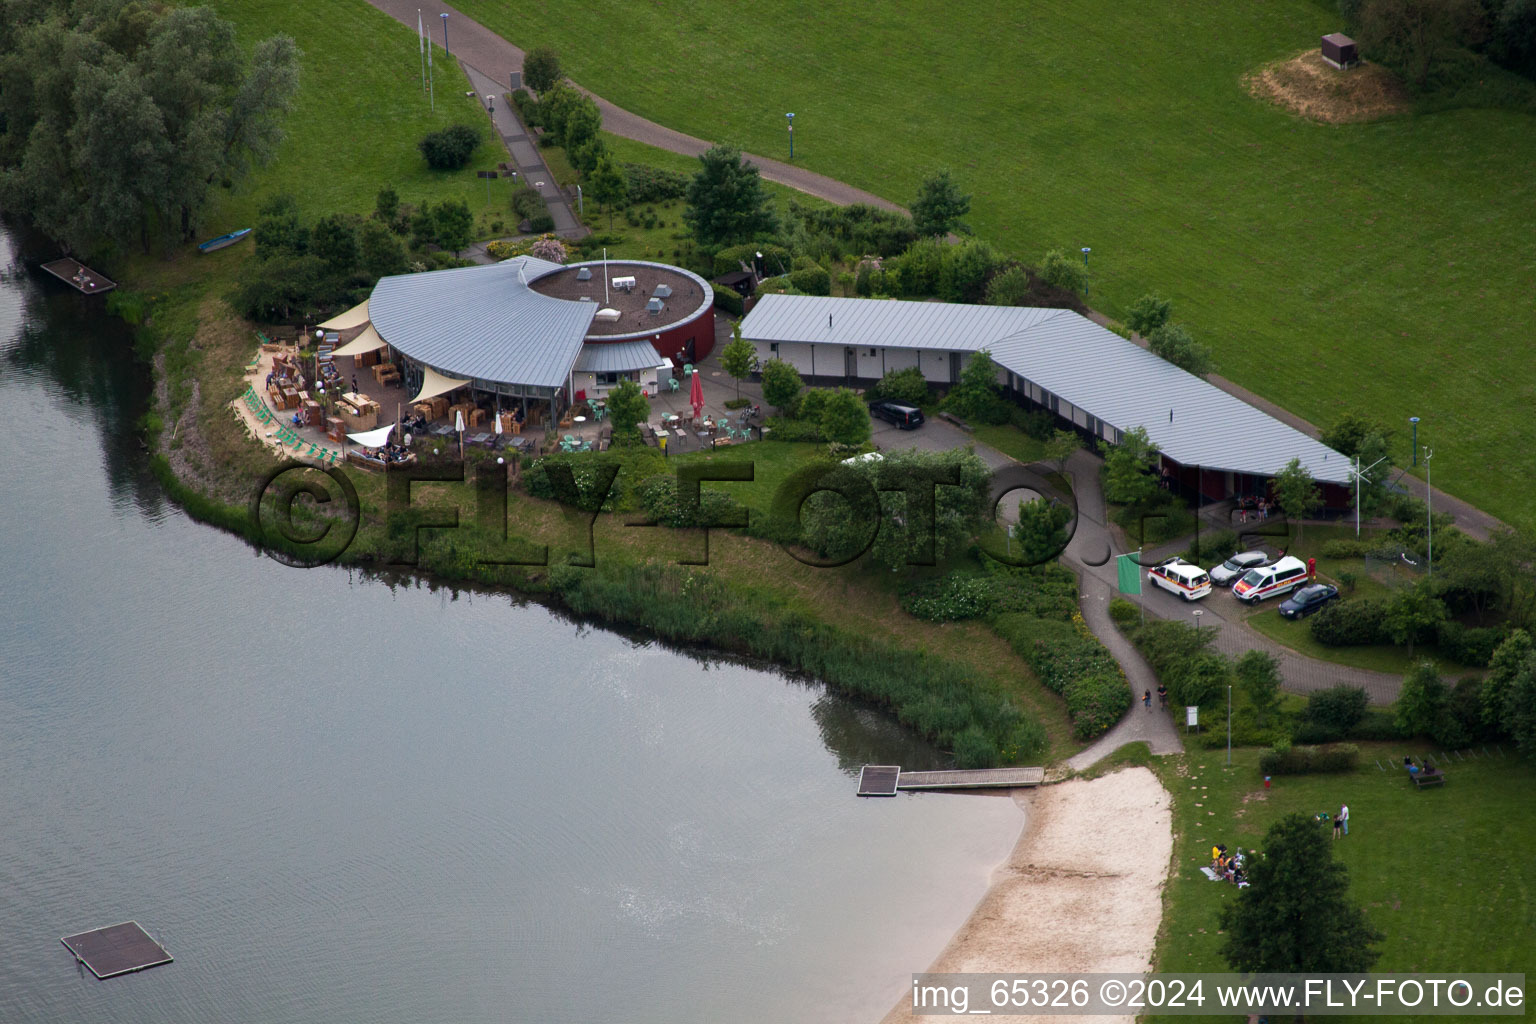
[0,226,1020,1023]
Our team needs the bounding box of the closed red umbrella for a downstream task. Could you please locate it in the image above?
[689,368,704,420]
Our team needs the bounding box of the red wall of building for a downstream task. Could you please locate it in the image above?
[594,304,716,365]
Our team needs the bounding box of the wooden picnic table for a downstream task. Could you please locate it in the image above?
[1412,768,1446,788]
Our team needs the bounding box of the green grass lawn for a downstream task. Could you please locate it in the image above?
[453,0,1536,533]
[1243,605,1482,679]
[1147,747,1534,1024]
[971,424,1049,465]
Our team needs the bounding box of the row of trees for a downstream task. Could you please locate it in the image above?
[0,1,301,256]
[1342,0,1536,88]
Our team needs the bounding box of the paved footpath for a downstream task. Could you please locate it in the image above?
[366,0,905,212]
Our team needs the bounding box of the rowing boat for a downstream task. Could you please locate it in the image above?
[197,228,252,254]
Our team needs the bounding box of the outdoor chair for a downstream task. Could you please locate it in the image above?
[683,363,694,377]
[668,377,680,392]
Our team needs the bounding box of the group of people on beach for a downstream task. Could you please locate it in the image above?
[1210,844,1250,887]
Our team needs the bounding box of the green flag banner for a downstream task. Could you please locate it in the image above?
[1117,552,1142,596]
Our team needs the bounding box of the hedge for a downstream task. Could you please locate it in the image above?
[1309,598,1388,646]
[713,288,744,316]
[1258,743,1360,775]
[992,612,1130,739]
[1436,621,1504,667]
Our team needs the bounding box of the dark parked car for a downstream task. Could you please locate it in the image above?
[1278,583,1340,619]
[1208,550,1269,586]
[868,400,925,430]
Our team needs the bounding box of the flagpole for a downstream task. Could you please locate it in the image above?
[603,247,609,305]
[427,26,435,112]
[418,10,426,94]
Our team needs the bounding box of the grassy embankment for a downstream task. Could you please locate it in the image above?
[115,0,1090,767]
[454,0,1536,533]
[1145,746,1534,1024]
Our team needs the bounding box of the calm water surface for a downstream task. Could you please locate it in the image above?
[0,227,1020,1023]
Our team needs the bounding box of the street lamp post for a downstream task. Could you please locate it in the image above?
[1424,446,1434,576]
[441,13,449,56]
[1227,684,1232,766]
[1410,416,1419,466]
[786,112,794,160]
[1081,247,1091,299]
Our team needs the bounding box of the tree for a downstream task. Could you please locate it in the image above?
[719,323,755,401]
[529,236,568,263]
[937,238,998,302]
[375,186,400,223]
[359,218,407,279]
[760,358,803,415]
[1125,294,1172,336]
[945,349,1006,423]
[586,154,628,230]
[1218,813,1384,973]
[1320,412,1393,458]
[1383,581,1447,659]
[683,144,777,246]
[254,194,308,259]
[1043,429,1079,474]
[604,379,649,438]
[911,169,971,237]
[1013,497,1073,565]
[819,387,872,446]
[559,95,602,167]
[1269,457,1322,543]
[310,214,359,276]
[1099,426,1161,508]
[523,46,562,94]
[1396,658,1448,736]
[1358,0,1488,88]
[984,265,1031,306]
[1235,650,1283,727]
[0,3,299,255]
[1147,322,1214,378]
[433,198,473,255]
[1039,249,1087,293]
[1482,629,1534,729]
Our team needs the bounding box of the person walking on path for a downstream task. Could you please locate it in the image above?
[1340,803,1349,836]
[1157,684,1168,709]
[1143,689,1152,711]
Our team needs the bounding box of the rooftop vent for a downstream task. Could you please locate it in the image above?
[595,308,622,322]
[612,275,636,292]
[653,284,672,299]
[646,298,664,314]
[576,267,592,281]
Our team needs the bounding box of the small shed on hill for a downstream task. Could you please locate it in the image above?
[1321,33,1359,69]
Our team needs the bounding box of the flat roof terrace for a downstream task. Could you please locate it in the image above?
[529,261,710,338]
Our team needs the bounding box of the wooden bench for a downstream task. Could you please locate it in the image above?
[1412,769,1446,788]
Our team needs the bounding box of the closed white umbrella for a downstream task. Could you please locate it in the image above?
[494,412,504,435]
[455,408,465,459]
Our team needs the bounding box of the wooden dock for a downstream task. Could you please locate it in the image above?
[857,765,1044,796]
[61,921,172,978]
[40,258,116,294]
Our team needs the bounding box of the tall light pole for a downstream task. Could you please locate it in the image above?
[1227,684,1232,766]
[786,112,794,160]
[1410,416,1420,466]
[441,12,450,56]
[1081,246,1091,300]
[1424,446,1434,576]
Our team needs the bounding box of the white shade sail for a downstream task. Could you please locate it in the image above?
[410,365,470,403]
[318,299,370,330]
[346,423,395,447]
[331,323,387,357]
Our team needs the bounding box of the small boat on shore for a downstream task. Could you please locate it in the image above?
[197,228,252,254]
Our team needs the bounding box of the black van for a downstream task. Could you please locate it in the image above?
[869,400,925,430]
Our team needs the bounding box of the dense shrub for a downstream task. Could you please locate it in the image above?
[787,201,919,259]
[993,612,1130,739]
[1321,538,1371,559]
[713,242,791,279]
[622,163,689,203]
[1259,743,1360,775]
[1436,621,1504,667]
[510,184,546,222]
[1011,406,1057,440]
[761,416,820,442]
[1353,708,1408,741]
[637,475,746,528]
[1109,597,1139,628]
[1305,684,1370,733]
[901,574,998,621]
[901,564,1079,623]
[1309,598,1389,646]
[1130,618,1228,706]
[789,263,832,295]
[867,366,928,405]
[527,213,555,234]
[418,124,481,170]
[521,449,667,511]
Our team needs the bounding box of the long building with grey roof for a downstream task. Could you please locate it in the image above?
[740,293,1352,504]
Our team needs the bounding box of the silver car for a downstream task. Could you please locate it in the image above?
[1209,550,1269,586]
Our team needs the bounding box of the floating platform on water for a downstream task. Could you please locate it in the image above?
[857,765,1045,796]
[61,921,173,978]
[40,258,115,294]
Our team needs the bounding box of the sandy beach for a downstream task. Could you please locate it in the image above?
[880,766,1173,1024]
